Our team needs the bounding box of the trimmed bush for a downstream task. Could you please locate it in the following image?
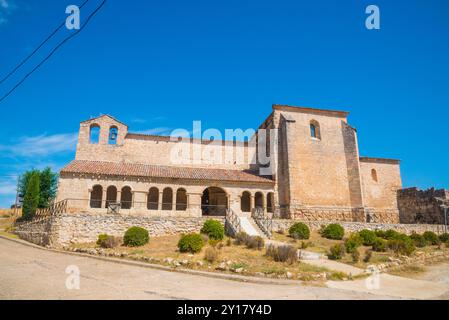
[322,224,345,240]
[410,233,427,248]
[245,236,265,250]
[439,233,449,243]
[384,229,401,240]
[266,244,297,264]
[374,230,386,239]
[123,226,149,247]
[327,243,346,260]
[200,219,225,240]
[97,234,121,248]
[371,238,387,252]
[288,222,310,240]
[423,231,440,245]
[351,249,360,263]
[345,233,362,253]
[358,229,377,246]
[178,233,205,253]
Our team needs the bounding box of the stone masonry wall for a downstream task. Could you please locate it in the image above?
[15,214,224,247]
[398,187,448,224]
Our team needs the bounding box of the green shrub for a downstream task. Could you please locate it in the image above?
[384,229,401,240]
[439,233,449,243]
[200,219,224,240]
[423,231,440,245]
[234,232,250,245]
[358,229,377,246]
[322,224,345,240]
[387,237,415,256]
[288,222,310,240]
[178,233,205,253]
[123,226,149,247]
[97,234,121,248]
[327,243,346,260]
[374,230,386,239]
[245,236,265,250]
[371,237,387,252]
[410,233,427,248]
[266,244,297,264]
[345,233,362,253]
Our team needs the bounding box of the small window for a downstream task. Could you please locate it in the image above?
[90,124,100,144]
[310,120,321,140]
[108,126,118,145]
[371,169,378,182]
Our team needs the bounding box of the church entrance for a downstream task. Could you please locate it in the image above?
[201,187,228,216]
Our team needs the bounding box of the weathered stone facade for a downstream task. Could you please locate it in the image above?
[53,104,405,241]
[398,187,449,224]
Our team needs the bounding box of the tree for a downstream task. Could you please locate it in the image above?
[38,167,58,208]
[22,172,40,220]
[19,167,58,209]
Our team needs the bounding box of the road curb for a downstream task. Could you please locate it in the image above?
[0,234,305,286]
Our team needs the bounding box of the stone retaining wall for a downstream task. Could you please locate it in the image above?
[271,219,447,235]
[15,213,224,247]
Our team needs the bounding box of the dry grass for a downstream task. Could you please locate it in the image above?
[70,234,337,281]
[388,264,426,277]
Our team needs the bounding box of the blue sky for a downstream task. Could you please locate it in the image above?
[0,0,448,207]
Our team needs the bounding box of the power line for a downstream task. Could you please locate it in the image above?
[0,0,107,104]
[0,0,90,85]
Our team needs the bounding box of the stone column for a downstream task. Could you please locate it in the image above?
[188,192,203,217]
[159,191,164,211]
[250,195,255,214]
[102,187,107,209]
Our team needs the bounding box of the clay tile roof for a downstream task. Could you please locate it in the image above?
[60,160,274,184]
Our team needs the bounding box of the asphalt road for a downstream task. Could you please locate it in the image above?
[0,237,396,300]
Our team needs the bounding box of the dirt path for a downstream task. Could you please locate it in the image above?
[0,237,397,300]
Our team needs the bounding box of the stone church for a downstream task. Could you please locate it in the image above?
[56,104,403,224]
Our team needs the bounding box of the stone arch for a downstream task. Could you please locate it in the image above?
[201,187,227,216]
[255,191,264,210]
[162,187,173,210]
[90,124,100,144]
[241,191,251,212]
[176,188,187,211]
[105,185,117,208]
[90,185,103,208]
[310,119,321,140]
[120,186,132,209]
[147,187,159,210]
[108,126,118,145]
[267,192,274,213]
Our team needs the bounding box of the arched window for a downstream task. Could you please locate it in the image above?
[162,187,173,210]
[371,169,378,182]
[310,120,321,140]
[241,191,251,212]
[105,186,117,208]
[90,185,103,208]
[121,186,132,209]
[108,126,118,145]
[267,192,274,213]
[147,187,159,210]
[90,124,100,144]
[176,188,187,211]
[255,192,264,210]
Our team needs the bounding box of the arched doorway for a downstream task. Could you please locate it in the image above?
[121,186,132,209]
[267,192,274,213]
[255,192,264,210]
[147,187,159,210]
[176,188,187,211]
[162,187,173,210]
[90,185,102,208]
[241,191,251,212]
[201,187,227,216]
[105,186,117,208]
